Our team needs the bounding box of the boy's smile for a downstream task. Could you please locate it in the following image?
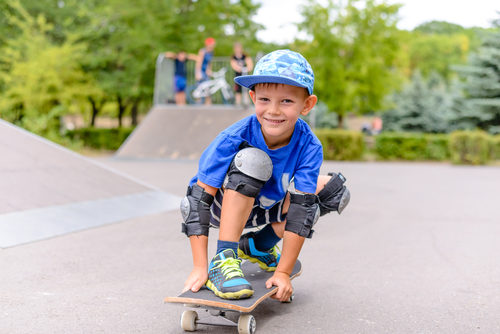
[250,84,317,150]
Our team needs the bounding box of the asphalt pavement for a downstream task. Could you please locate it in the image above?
[1,158,500,333]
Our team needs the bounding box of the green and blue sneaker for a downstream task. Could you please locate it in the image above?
[238,232,281,272]
[206,249,254,300]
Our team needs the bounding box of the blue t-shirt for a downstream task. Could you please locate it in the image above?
[190,115,323,209]
[201,48,213,74]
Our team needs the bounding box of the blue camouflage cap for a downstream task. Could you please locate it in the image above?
[234,49,314,95]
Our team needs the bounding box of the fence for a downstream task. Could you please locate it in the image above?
[153,54,245,106]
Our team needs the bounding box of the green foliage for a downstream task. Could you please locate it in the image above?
[375,132,449,161]
[382,71,454,133]
[0,0,97,138]
[0,0,264,133]
[449,130,491,165]
[297,0,403,127]
[452,27,500,134]
[65,127,134,150]
[404,31,470,81]
[315,129,364,160]
[302,102,338,129]
[491,135,500,160]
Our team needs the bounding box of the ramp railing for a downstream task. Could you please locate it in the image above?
[154,54,243,106]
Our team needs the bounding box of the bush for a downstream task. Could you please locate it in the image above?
[375,132,449,161]
[449,130,491,165]
[315,129,364,160]
[490,135,500,160]
[65,127,134,151]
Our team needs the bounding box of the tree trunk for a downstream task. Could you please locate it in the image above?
[116,95,127,128]
[338,113,345,129]
[88,97,102,127]
[131,100,139,126]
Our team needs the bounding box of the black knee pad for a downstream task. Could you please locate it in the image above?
[180,184,214,237]
[317,172,350,216]
[224,146,273,198]
[285,193,320,238]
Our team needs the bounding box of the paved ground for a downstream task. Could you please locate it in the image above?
[1,157,500,333]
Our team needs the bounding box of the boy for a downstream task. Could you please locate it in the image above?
[230,42,254,105]
[195,37,216,105]
[164,51,198,105]
[180,50,350,302]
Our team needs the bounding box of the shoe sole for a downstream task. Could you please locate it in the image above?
[205,280,254,300]
[238,249,277,272]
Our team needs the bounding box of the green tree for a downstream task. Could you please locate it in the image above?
[404,31,470,81]
[0,0,97,140]
[297,0,402,128]
[382,71,454,133]
[84,0,263,126]
[452,27,500,134]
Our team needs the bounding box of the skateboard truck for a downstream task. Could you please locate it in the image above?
[181,307,256,334]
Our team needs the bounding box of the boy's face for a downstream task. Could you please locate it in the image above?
[177,52,186,61]
[249,83,317,149]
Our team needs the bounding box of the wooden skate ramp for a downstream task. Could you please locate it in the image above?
[115,105,253,160]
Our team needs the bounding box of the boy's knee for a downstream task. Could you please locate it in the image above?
[317,172,350,216]
[224,146,273,198]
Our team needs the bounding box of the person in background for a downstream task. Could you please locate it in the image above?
[371,116,383,135]
[165,51,198,105]
[195,37,216,105]
[230,42,254,105]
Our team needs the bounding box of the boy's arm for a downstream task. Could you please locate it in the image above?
[266,230,304,301]
[187,53,199,61]
[230,58,241,72]
[183,180,217,292]
[195,49,204,80]
[183,235,209,292]
[267,187,318,301]
[164,51,176,59]
[245,56,254,72]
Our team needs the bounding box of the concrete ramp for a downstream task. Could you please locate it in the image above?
[0,119,180,248]
[115,105,253,160]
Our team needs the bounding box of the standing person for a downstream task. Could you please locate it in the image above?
[230,42,254,105]
[165,51,198,105]
[180,50,351,301]
[195,37,216,105]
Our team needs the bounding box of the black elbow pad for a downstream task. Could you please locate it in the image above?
[180,184,214,237]
[285,193,320,239]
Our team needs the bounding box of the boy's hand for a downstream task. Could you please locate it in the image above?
[266,271,293,302]
[183,266,208,293]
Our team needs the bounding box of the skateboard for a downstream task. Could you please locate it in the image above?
[165,260,302,334]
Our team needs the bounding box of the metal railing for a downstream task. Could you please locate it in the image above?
[154,54,245,106]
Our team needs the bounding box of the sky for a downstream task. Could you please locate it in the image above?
[254,0,500,44]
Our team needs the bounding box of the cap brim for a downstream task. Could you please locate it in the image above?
[234,75,309,93]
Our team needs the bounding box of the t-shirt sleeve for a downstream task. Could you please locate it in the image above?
[196,132,240,188]
[293,142,323,194]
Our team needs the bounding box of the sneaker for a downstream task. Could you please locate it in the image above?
[206,249,254,300]
[238,232,281,272]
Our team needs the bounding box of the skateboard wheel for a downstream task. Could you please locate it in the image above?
[238,314,256,334]
[180,310,198,332]
[282,294,294,303]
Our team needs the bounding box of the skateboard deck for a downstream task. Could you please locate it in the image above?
[165,260,302,333]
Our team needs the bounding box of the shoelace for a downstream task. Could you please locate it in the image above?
[213,257,244,279]
[269,244,281,259]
